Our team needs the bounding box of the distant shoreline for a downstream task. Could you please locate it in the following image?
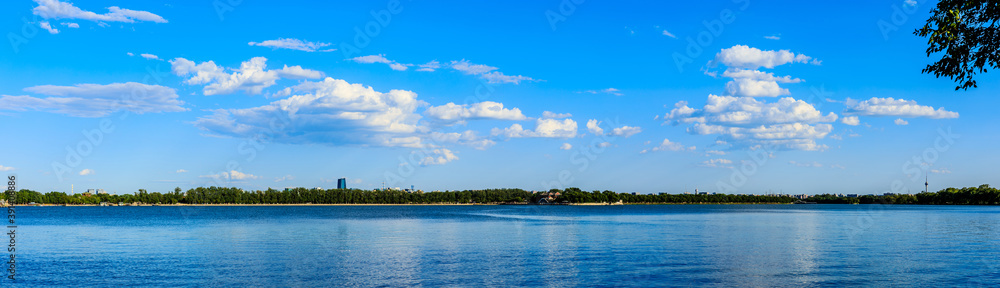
[17,202,800,207]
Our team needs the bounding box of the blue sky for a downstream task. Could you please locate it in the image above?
[0,0,996,195]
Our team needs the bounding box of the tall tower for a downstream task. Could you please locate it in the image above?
[925,174,929,193]
[337,178,347,189]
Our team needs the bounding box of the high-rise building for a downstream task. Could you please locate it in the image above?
[337,178,347,189]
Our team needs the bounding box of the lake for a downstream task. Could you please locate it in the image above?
[8,204,1000,287]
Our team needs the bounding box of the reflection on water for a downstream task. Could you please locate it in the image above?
[9,205,1000,287]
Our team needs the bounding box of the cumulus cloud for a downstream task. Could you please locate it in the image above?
[844,97,959,119]
[894,118,909,125]
[32,0,167,24]
[39,21,59,34]
[79,169,94,176]
[665,95,837,127]
[61,22,79,28]
[492,118,577,138]
[609,126,642,138]
[640,138,694,153]
[349,54,411,71]
[0,82,186,117]
[586,119,604,135]
[560,143,572,150]
[424,101,527,123]
[712,45,819,69]
[725,78,789,97]
[175,169,187,173]
[0,165,14,171]
[193,77,426,148]
[419,149,459,165]
[841,116,860,126]
[170,57,323,95]
[542,111,572,119]
[248,38,334,52]
[140,53,160,60]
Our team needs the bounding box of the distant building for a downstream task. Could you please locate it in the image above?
[86,189,96,194]
[96,189,107,195]
[847,194,859,198]
[337,178,347,189]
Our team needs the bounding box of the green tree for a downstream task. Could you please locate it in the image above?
[915,0,1000,90]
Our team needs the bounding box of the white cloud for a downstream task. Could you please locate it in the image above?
[39,21,58,34]
[560,143,572,150]
[275,175,295,182]
[665,95,838,127]
[712,45,819,69]
[61,22,79,28]
[126,52,134,56]
[725,78,789,97]
[0,82,186,117]
[416,60,441,72]
[641,138,695,153]
[349,54,411,71]
[609,126,642,138]
[705,150,726,156]
[424,101,527,122]
[904,0,918,7]
[841,116,860,126]
[32,0,167,24]
[429,130,495,150]
[789,160,823,168]
[0,165,14,171]
[764,35,780,40]
[492,118,577,138]
[200,170,259,181]
[140,53,160,60]
[419,148,459,165]
[542,111,572,119]
[700,159,733,168]
[175,169,187,173]
[193,77,426,148]
[79,169,94,176]
[586,119,604,135]
[170,57,323,95]
[721,69,802,83]
[248,38,334,52]
[449,60,537,84]
[894,118,909,125]
[579,88,623,96]
[931,168,951,174]
[662,30,677,38]
[596,142,613,148]
[844,97,959,119]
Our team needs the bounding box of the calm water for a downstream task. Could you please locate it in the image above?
[7,204,1000,287]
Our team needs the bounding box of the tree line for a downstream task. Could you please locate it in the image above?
[6,185,998,205]
[805,184,999,205]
